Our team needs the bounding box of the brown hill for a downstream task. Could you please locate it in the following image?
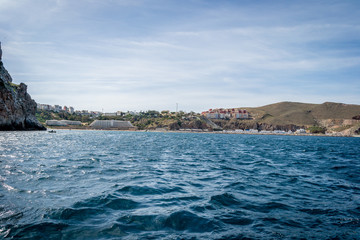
[246,101,360,126]
[212,101,360,133]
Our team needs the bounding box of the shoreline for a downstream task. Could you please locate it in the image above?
[45,127,358,138]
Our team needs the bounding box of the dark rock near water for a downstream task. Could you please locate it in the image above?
[0,43,45,130]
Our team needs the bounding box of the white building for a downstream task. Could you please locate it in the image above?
[103,113,117,117]
[37,104,52,111]
[90,120,134,130]
[273,130,287,134]
[295,129,307,134]
[235,129,244,132]
[45,120,81,126]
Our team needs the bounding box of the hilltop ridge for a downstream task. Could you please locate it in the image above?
[246,101,360,124]
[210,101,360,135]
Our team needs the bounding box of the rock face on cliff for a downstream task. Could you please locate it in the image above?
[0,43,45,130]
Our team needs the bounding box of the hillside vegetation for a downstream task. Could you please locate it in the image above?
[211,101,360,134]
[234,101,360,134]
[37,110,208,131]
[37,102,360,135]
[246,101,360,125]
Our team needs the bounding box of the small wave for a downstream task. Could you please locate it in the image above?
[219,217,254,225]
[332,183,358,190]
[263,201,291,211]
[348,206,360,216]
[97,223,128,238]
[75,165,95,170]
[45,193,141,222]
[73,194,139,210]
[215,232,257,240]
[117,214,166,231]
[165,210,220,232]
[283,219,304,228]
[243,201,291,213]
[190,204,216,213]
[159,195,201,203]
[334,217,360,227]
[0,209,23,222]
[37,175,55,181]
[116,185,184,195]
[49,207,104,221]
[299,208,337,215]
[286,177,298,184]
[1,183,15,191]
[116,210,220,233]
[261,217,279,223]
[4,222,68,239]
[209,193,241,207]
[220,165,237,171]
[105,197,139,210]
[198,176,218,182]
[331,165,348,170]
[225,182,246,190]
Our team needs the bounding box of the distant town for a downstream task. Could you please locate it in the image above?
[37,103,140,117]
[38,103,100,116]
[37,104,252,119]
[36,102,360,137]
[36,103,314,135]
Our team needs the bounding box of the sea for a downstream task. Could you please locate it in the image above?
[0,130,359,239]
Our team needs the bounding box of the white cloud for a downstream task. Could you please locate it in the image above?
[0,0,19,10]
[1,0,359,112]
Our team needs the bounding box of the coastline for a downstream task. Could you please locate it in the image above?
[44,127,358,138]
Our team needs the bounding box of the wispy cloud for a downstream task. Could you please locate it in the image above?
[1,0,359,111]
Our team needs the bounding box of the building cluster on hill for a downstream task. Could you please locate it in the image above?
[45,119,134,130]
[37,103,101,117]
[201,108,249,119]
[45,120,82,126]
[102,111,130,117]
[37,103,191,119]
[38,103,74,113]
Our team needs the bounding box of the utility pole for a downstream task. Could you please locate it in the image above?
[176,103,178,113]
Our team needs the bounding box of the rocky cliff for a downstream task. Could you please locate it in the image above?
[0,43,45,130]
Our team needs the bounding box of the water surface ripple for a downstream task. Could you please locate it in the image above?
[0,131,359,239]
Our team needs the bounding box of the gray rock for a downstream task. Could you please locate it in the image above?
[0,43,45,130]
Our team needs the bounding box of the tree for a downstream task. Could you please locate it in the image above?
[308,126,326,134]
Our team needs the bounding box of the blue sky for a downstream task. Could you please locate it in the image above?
[0,0,359,112]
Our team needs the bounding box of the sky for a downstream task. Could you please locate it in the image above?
[0,0,359,112]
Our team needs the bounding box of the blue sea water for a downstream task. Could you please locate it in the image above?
[0,130,359,239]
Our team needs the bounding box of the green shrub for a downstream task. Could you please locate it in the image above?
[308,126,326,134]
